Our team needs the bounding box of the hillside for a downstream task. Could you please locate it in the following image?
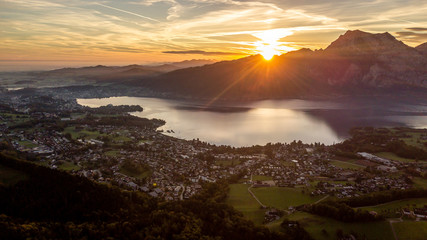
[0,151,300,240]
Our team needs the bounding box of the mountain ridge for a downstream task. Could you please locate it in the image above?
[134,30,426,100]
[36,59,216,82]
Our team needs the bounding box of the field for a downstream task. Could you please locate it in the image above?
[56,161,81,171]
[0,164,28,186]
[288,211,394,240]
[398,130,427,151]
[412,177,427,189]
[330,159,365,170]
[104,150,120,157]
[0,113,30,122]
[17,140,38,148]
[119,167,151,179]
[226,184,265,225]
[215,159,240,167]
[375,152,416,163]
[111,135,132,143]
[252,175,273,181]
[359,198,427,217]
[64,126,106,140]
[251,187,323,209]
[393,221,427,240]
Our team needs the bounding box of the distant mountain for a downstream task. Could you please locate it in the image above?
[164,59,215,68]
[37,59,215,82]
[137,30,426,100]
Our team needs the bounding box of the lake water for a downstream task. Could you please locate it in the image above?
[77,97,427,147]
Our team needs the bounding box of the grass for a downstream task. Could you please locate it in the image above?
[252,175,273,181]
[375,152,416,163]
[119,167,151,179]
[64,126,106,140]
[251,187,323,209]
[111,135,132,143]
[399,132,427,151]
[57,161,81,171]
[215,159,240,167]
[226,184,266,225]
[412,177,427,189]
[105,150,120,157]
[280,160,296,167]
[0,164,28,186]
[393,221,427,240]
[288,211,394,240]
[17,140,38,148]
[330,160,365,170]
[0,113,30,120]
[359,198,427,217]
[63,126,80,139]
[70,113,86,119]
[0,113,31,126]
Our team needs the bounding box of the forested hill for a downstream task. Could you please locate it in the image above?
[0,150,308,240]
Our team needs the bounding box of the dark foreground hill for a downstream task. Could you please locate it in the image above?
[136,30,427,101]
[0,150,310,240]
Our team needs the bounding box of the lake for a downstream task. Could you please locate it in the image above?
[77,97,427,147]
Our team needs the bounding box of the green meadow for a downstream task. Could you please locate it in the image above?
[251,187,323,209]
[288,211,394,240]
[393,221,427,240]
[226,184,265,225]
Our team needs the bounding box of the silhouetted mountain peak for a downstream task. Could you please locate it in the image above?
[325,30,408,54]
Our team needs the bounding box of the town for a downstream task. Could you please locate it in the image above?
[1,88,427,239]
[0,88,423,202]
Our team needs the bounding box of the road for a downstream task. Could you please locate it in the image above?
[314,195,329,204]
[179,185,185,200]
[388,218,402,240]
[247,185,267,208]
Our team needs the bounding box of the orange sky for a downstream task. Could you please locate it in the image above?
[1,0,426,70]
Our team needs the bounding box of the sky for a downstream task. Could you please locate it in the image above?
[1,0,427,70]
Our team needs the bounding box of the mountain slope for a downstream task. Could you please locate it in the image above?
[145,54,334,100]
[139,30,426,100]
[416,42,427,55]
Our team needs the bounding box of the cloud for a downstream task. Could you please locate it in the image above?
[395,31,427,42]
[406,27,427,31]
[163,50,242,55]
[96,3,160,22]
[1,0,427,63]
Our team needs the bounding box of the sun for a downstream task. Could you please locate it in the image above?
[257,44,279,60]
[252,28,295,60]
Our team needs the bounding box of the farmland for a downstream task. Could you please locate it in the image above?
[226,184,265,225]
[251,187,323,209]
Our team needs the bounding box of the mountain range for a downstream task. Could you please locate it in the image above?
[134,30,427,100]
[36,59,215,82]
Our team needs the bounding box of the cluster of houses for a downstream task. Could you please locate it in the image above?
[0,92,424,205]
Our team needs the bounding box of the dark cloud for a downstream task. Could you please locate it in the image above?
[405,28,427,31]
[395,31,427,42]
[162,50,241,56]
